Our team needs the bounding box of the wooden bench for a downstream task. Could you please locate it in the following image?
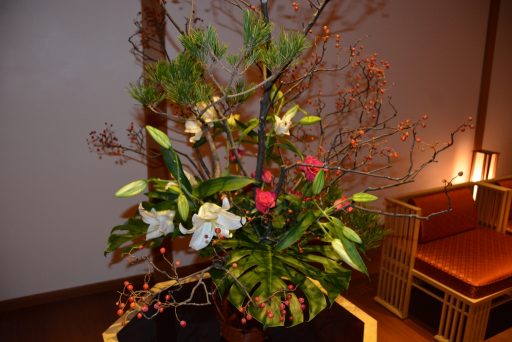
[374,182,512,341]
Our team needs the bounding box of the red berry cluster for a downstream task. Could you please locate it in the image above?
[87,122,146,165]
[241,284,307,325]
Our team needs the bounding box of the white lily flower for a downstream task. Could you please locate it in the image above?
[185,96,221,143]
[274,105,297,136]
[198,96,220,125]
[179,198,246,250]
[274,115,293,136]
[184,119,203,143]
[138,204,176,240]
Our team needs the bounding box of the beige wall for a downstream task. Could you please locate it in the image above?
[0,0,147,301]
[483,0,512,177]
[0,0,508,301]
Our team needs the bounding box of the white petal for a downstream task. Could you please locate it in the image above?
[189,222,214,250]
[283,105,298,122]
[198,202,221,220]
[138,204,157,225]
[180,214,204,235]
[158,216,174,235]
[189,131,202,143]
[179,223,192,235]
[221,197,231,210]
[146,225,162,240]
[217,211,246,230]
[185,119,202,133]
[274,116,291,136]
[217,226,230,238]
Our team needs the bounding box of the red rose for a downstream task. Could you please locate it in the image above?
[299,155,324,182]
[255,188,276,214]
[251,169,274,184]
[261,169,274,184]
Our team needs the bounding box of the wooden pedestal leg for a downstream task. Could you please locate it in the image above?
[434,292,490,342]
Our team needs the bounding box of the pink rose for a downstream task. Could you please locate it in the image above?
[251,169,274,184]
[299,155,324,182]
[334,196,350,211]
[261,169,273,184]
[255,188,276,214]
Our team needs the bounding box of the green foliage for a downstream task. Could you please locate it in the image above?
[105,218,147,255]
[275,212,317,251]
[179,26,227,63]
[129,83,164,107]
[242,10,272,51]
[146,125,171,149]
[226,79,253,105]
[161,146,192,193]
[226,53,239,67]
[211,230,351,327]
[339,208,387,251]
[312,169,325,195]
[260,30,310,71]
[352,192,378,203]
[177,193,189,220]
[144,56,213,106]
[103,3,393,330]
[196,176,255,198]
[114,179,147,198]
[299,116,321,125]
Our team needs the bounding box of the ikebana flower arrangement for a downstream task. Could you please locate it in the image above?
[89,0,471,333]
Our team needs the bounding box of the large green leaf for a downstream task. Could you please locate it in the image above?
[196,176,255,198]
[210,229,352,327]
[311,169,325,195]
[274,212,316,251]
[277,252,351,303]
[161,147,192,193]
[332,237,368,275]
[105,219,147,254]
[284,266,327,320]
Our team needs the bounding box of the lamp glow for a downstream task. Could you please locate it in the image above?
[470,150,499,182]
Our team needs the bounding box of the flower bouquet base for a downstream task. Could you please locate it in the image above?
[103,278,376,342]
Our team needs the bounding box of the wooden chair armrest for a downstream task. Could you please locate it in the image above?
[475,182,512,233]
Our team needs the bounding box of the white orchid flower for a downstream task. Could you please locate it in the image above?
[184,118,203,143]
[138,204,176,240]
[274,105,298,136]
[179,197,246,250]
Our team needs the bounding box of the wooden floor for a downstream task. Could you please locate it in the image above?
[1,248,511,342]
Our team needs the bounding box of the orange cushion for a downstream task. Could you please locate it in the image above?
[415,228,512,298]
[410,187,477,243]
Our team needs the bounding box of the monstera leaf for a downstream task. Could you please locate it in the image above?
[211,231,351,327]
